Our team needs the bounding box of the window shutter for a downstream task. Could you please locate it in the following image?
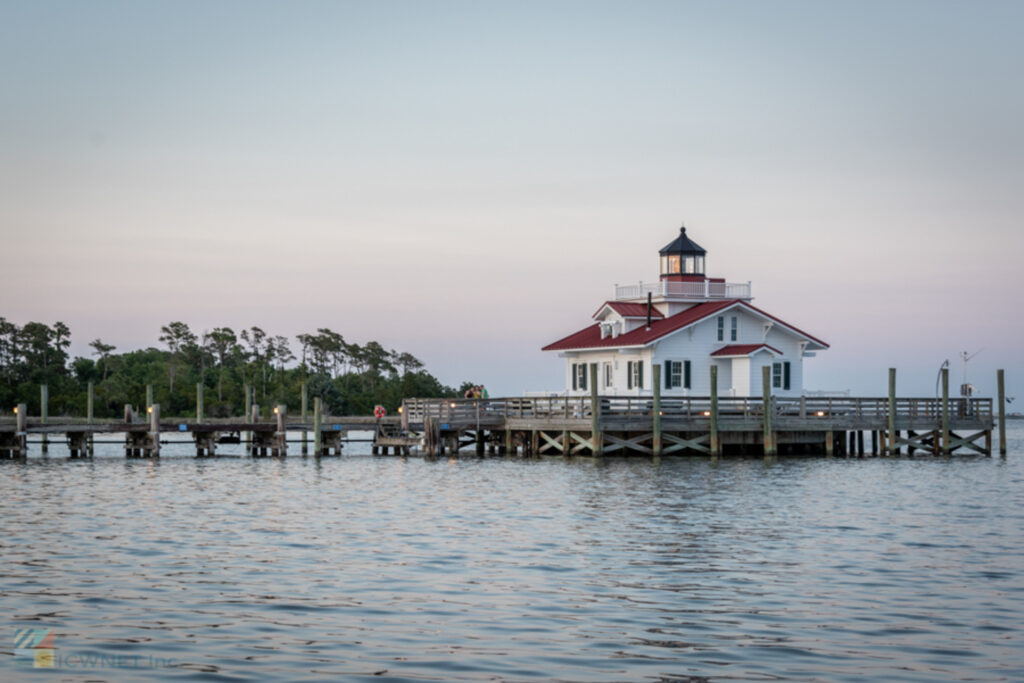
[784,361,791,391]
[684,360,691,389]
[638,361,644,389]
[580,364,587,391]
[627,362,633,389]
[665,361,673,389]
[572,364,577,391]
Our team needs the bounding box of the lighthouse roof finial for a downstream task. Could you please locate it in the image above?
[660,223,706,255]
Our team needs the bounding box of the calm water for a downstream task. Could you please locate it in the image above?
[2,427,1023,682]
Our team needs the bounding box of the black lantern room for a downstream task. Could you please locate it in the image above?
[659,225,706,281]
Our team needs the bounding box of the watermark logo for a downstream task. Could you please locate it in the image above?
[14,627,177,670]
[14,628,55,668]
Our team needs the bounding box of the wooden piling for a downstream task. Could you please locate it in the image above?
[196,383,204,424]
[652,364,662,457]
[244,383,252,451]
[87,381,95,455]
[998,369,1007,456]
[146,384,153,413]
[710,365,720,457]
[16,403,27,458]
[590,363,602,456]
[40,384,48,453]
[941,367,950,455]
[887,368,896,456]
[313,397,323,456]
[761,365,775,456]
[149,403,160,457]
[871,430,878,455]
[301,382,308,455]
[275,404,286,456]
[825,429,833,457]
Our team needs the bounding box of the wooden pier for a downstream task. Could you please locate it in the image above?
[401,366,1000,458]
[0,402,397,460]
[0,367,1006,460]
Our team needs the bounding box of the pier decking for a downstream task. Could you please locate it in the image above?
[401,394,994,457]
[0,367,1007,459]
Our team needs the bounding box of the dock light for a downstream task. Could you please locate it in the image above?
[147,406,153,414]
[659,411,664,416]
[816,410,826,417]
[273,407,279,415]
[702,410,711,417]
[12,406,17,415]
[397,406,403,415]
[450,402,456,408]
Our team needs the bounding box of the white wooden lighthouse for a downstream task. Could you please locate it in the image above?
[542,225,829,397]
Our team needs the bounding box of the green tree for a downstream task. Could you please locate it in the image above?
[206,327,237,401]
[159,321,197,393]
[89,339,116,381]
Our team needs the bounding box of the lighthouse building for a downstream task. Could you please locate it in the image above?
[542,225,829,397]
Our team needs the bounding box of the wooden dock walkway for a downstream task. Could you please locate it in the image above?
[0,367,1008,459]
[0,404,400,459]
[401,393,996,458]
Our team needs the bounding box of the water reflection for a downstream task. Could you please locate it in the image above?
[1,429,1022,681]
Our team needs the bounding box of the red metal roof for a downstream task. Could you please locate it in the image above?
[591,301,665,320]
[710,343,783,357]
[544,300,737,351]
[542,299,829,352]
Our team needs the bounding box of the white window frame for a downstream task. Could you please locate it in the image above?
[669,360,682,388]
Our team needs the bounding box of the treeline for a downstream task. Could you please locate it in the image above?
[0,318,470,418]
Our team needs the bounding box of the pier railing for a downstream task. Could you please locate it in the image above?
[402,396,993,426]
[614,280,752,301]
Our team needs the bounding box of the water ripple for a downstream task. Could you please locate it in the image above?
[2,432,1023,681]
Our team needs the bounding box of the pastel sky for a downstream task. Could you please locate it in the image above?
[1,0,1021,400]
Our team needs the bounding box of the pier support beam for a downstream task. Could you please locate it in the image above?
[244,384,252,452]
[590,363,602,456]
[887,368,896,456]
[762,366,775,457]
[652,364,662,457]
[40,384,48,454]
[301,382,308,455]
[87,381,95,455]
[313,397,323,456]
[273,404,287,456]
[2,404,28,458]
[710,365,720,457]
[194,432,216,457]
[998,369,1007,457]
[941,367,950,455]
